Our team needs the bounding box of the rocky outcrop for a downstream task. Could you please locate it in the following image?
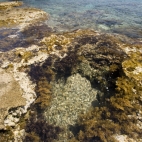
[0,68,26,130]
[0,1,23,10]
[0,27,141,141]
[0,2,141,142]
[0,2,49,140]
[36,30,142,142]
[0,2,48,29]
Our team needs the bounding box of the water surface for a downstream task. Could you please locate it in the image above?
[0,0,142,37]
[0,0,142,52]
[19,0,142,38]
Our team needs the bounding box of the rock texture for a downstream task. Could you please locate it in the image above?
[0,1,23,10]
[0,68,26,130]
[26,30,141,141]
[0,2,141,142]
[0,2,48,29]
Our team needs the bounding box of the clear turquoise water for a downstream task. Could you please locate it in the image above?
[0,0,142,37]
[20,0,142,38]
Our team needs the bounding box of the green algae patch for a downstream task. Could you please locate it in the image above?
[15,50,34,62]
[40,34,73,53]
[40,29,99,53]
[122,52,142,81]
[35,77,52,109]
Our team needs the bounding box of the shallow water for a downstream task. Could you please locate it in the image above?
[18,0,142,37]
[0,0,142,38]
[0,1,142,141]
[0,0,141,51]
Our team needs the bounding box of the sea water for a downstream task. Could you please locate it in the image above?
[21,0,142,38]
[0,0,142,38]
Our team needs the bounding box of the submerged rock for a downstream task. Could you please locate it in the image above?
[26,29,131,141]
[0,3,141,141]
[0,26,141,141]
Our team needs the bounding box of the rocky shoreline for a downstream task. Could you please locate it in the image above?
[0,2,141,142]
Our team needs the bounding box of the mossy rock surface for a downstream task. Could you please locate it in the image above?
[0,24,141,141]
[0,2,48,29]
[0,1,23,10]
[27,30,134,141]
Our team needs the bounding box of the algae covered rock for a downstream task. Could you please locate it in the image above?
[26,29,132,141]
[67,39,142,142]
[0,1,48,29]
[0,1,23,10]
[0,6,141,140]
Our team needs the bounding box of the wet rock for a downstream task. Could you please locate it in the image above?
[96,19,122,27]
[0,25,141,141]
[0,24,53,52]
[112,26,142,39]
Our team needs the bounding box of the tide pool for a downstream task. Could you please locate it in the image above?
[0,1,142,141]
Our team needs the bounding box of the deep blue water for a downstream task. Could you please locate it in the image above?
[0,0,142,37]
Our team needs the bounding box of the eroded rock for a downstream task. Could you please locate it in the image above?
[0,2,48,29]
[0,68,26,130]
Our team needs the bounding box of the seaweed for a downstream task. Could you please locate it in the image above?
[26,31,141,142]
[40,34,72,53]
[0,129,14,142]
[24,111,63,142]
[77,35,98,45]
[15,50,33,62]
[54,51,78,78]
[29,63,55,83]
[48,32,141,142]
[69,49,142,142]
[22,24,53,40]
[35,77,52,109]
[24,62,62,141]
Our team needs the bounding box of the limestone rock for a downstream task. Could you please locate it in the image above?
[0,2,48,29]
[0,68,26,129]
[0,1,23,10]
